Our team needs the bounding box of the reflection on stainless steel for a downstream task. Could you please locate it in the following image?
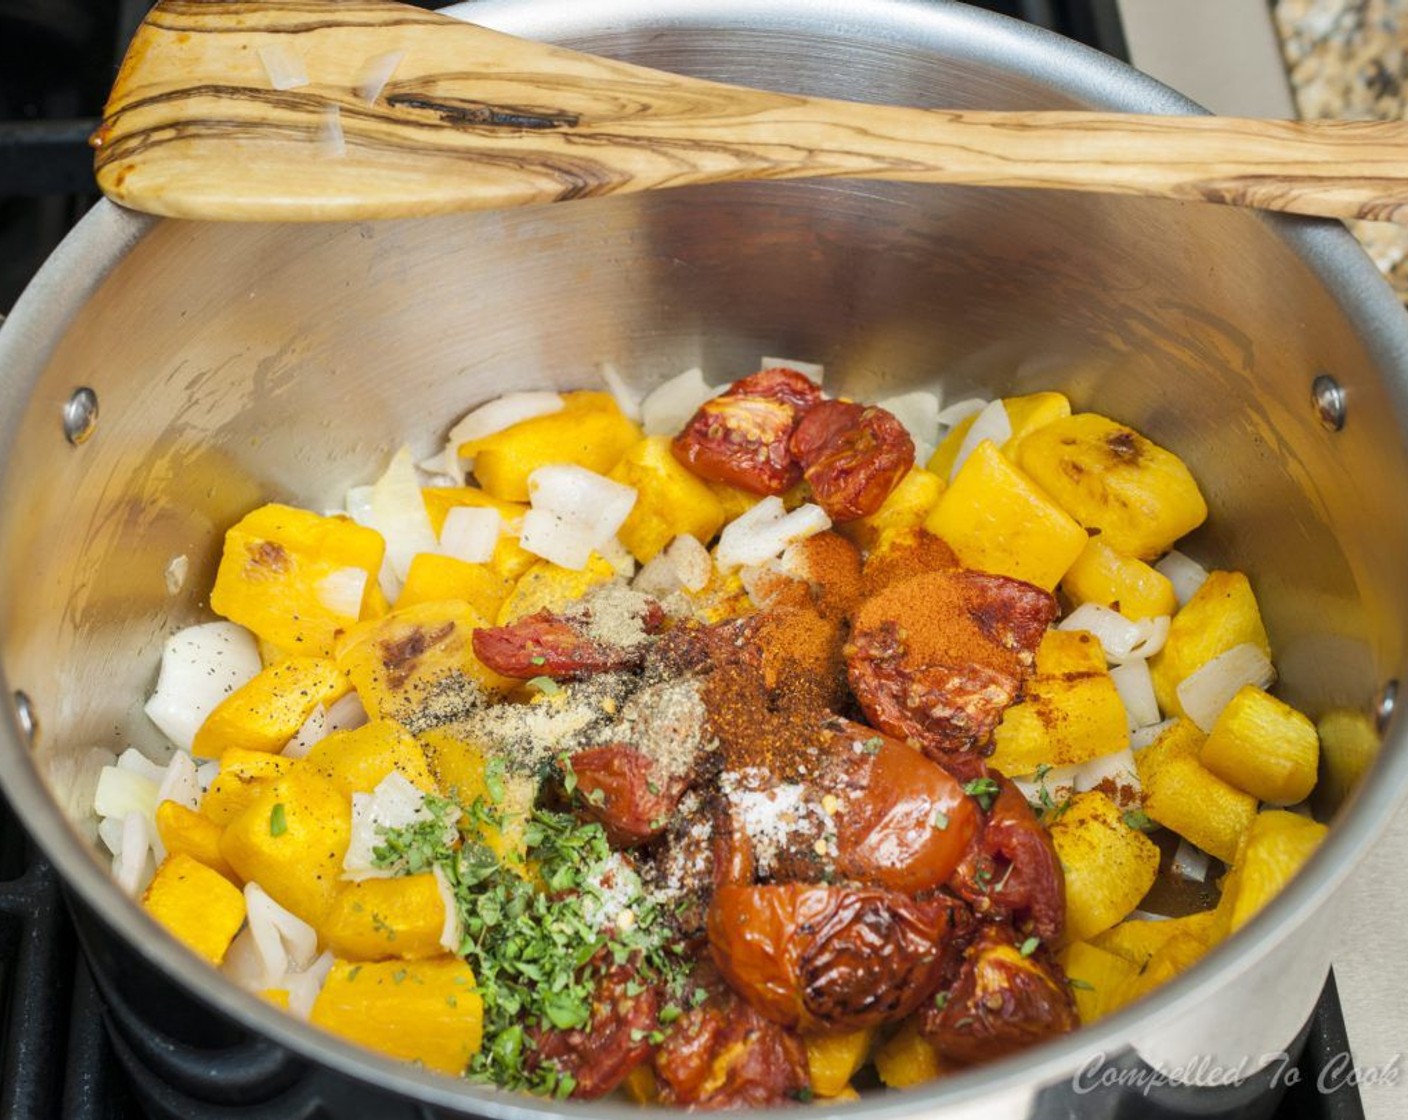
[0,1,1406,1116]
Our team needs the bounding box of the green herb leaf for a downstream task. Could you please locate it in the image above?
[485,757,507,805]
[1019,936,1040,958]
[934,991,949,1010]
[531,655,547,666]
[1068,978,1095,991]
[963,777,1001,812]
[932,809,950,831]
[861,736,884,755]
[527,675,560,696]
[1122,808,1156,832]
[269,803,287,837]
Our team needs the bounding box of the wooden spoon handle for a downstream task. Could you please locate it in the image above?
[94,0,1408,224]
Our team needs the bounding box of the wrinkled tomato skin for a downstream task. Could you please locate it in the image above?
[707,883,970,1032]
[728,367,826,412]
[790,401,915,522]
[654,966,809,1108]
[921,925,1078,1066]
[531,961,661,1098]
[949,777,1066,942]
[672,394,803,495]
[471,606,659,680]
[569,745,687,848]
[827,722,981,892]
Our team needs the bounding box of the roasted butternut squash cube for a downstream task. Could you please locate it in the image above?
[209,504,385,658]
[192,656,349,759]
[1315,707,1379,814]
[1002,391,1073,447]
[495,555,616,624]
[141,853,246,965]
[460,391,641,502]
[1057,940,1139,1024]
[804,1028,875,1098]
[989,671,1130,775]
[201,748,294,826]
[1090,910,1215,969]
[1212,810,1327,940]
[1034,629,1108,676]
[1148,571,1270,719]
[837,467,944,554]
[874,1019,943,1089]
[925,414,976,480]
[1121,932,1209,1002]
[622,1064,659,1104]
[1200,686,1319,806]
[610,436,726,562]
[154,800,236,880]
[304,719,439,799]
[337,601,512,722]
[1137,726,1257,864]
[419,487,536,581]
[1048,791,1160,944]
[320,875,447,961]
[1061,538,1177,621]
[310,957,484,1075]
[418,728,536,863]
[1015,413,1207,560]
[705,479,763,522]
[395,553,511,620]
[219,768,351,927]
[923,440,1087,591]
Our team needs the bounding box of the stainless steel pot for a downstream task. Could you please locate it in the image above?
[2,1,1407,1116]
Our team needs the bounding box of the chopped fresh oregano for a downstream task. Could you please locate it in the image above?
[269,803,288,837]
[963,777,1001,812]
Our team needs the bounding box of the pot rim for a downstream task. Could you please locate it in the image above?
[2,0,1407,1115]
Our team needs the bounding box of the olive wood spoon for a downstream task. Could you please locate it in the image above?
[93,0,1408,224]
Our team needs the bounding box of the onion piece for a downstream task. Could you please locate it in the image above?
[441,391,564,480]
[370,446,438,583]
[631,552,679,598]
[1177,643,1276,732]
[98,816,127,857]
[283,705,327,759]
[599,362,642,421]
[284,951,336,1021]
[434,864,464,953]
[1108,615,1172,665]
[315,105,346,158]
[116,746,168,785]
[439,506,501,565]
[1130,717,1178,751]
[245,882,319,983]
[325,691,368,734]
[1058,604,1142,662]
[144,622,262,752]
[1171,838,1212,882]
[597,536,637,579]
[641,367,715,437]
[156,750,201,811]
[759,356,825,384]
[94,766,159,826]
[257,44,308,90]
[714,499,831,572]
[164,555,189,596]
[316,567,368,618]
[353,49,404,103]
[1010,763,1078,812]
[1156,550,1209,607]
[113,812,154,896]
[1072,748,1142,810]
[520,465,637,571]
[665,534,711,593]
[344,772,458,880]
[936,397,988,428]
[949,399,1012,479]
[344,485,375,527]
[876,390,941,465]
[1109,659,1161,730]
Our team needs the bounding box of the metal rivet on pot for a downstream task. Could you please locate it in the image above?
[63,387,99,446]
[1311,374,1346,432]
[1376,679,1398,734]
[12,691,36,744]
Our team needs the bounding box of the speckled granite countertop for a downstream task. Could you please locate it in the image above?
[1273,0,1408,301]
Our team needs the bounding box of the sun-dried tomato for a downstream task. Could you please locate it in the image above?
[470,603,661,679]
[568,744,688,849]
[790,400,914,522]
[530,959,661,1098]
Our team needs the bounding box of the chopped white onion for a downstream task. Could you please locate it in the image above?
[164,555,189,596]
[949,399,1012,479]
[370,447,438,583]
[520,465,637,571]
[434,864,464,953]
[1107,615,1172,665]
[144,622,261,752]
[156,750,201,811]
[597,536,637,579]
[344,772,457,880]
[1156,550,1210,607]
[245,882,319,984]
[1130,717,1179,751]
[344,485,375,527]
[325,690,368,734]
[353,49,404,103]
[1011,763,1078,810]
[1177,643,1276,732]
[284,951,336,1021]
[1058,604,1142,661]
[1110,659,1161,730]
[631,552,679,598]
[221,927,266,990]
[439,506,501,565]
[97,760,160,825]
[195,758,222,793]
[283,705,327,759]
[876,390,940,465]
[599,362,642,421]
[641,367,714,437]
[116,746,168,785]
[1171,838,1212,882]
[936,397,989,428]
[441,391,564,480]
[665,534,711,593]
[714,498,831,572]
[257,43,308,90]
[315,105,346,158]
[1073,748,1142,810]
[98,815,127,857]
[760,356,825,383]
[113,812,154,897]
[315,567,368,619]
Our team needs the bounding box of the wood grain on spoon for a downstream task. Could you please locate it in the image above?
[93,0,1408,223]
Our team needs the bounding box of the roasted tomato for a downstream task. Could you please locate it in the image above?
[530,959,661,1098]
[789,400,915,522]
[568,744,688,848]
[846,569,1058,757]
[671,368,823,495]
[921,925,1078,1066]
[949,777,1065,942]
[707,883,970,1032]
[654,965,809,1108]
[825,722,981,893]
[471,604,661,680]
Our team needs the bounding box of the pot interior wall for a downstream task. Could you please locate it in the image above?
[2,2,1405,865]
